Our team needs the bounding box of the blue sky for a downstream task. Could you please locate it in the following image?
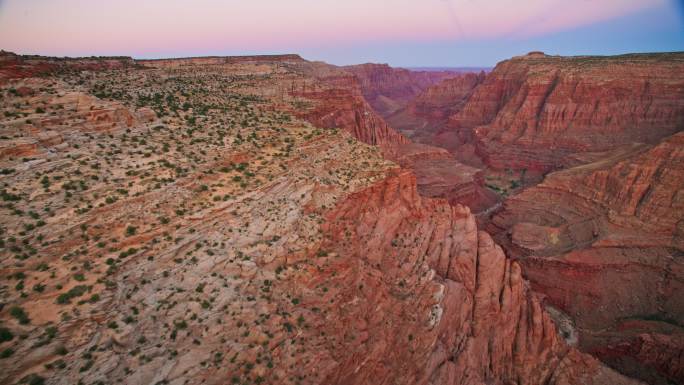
[299,1,684,67]
[0,0,682,67]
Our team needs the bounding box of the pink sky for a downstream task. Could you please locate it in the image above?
[0,0,678,64]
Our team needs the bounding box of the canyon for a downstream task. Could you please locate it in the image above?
[486,132,684,385]
[342,63,457,117]
[351,51,684,384]
[385,52,684,173]
[0,49,681,385]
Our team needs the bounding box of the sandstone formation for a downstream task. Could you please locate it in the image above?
[345,52,684,383]
[386,142,498,213]
[487,132,684,384]
[288,65,410,148]
[386,72,485,141]
[445,52,684,172]
[0,52,642,385]
[317,170,639,385]
[343,63,457,117]
[340,65,497,210]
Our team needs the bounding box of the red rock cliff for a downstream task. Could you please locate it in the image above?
[287,62,411,148]
[442,52,684,172]
[343,63,457,117]
[386,72,485,143]
[316,169,640,385]
[487,132,684,384]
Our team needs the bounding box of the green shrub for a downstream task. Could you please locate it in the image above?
[56,285,90,304]
[24,374,45,385]
[0,348,13,359]
[9,306,30,324]
[0,327,13,342]
[125,226,137,236]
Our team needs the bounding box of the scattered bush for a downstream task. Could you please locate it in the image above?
[9,306,30,324]
[0,327,13,342]
[125,226,137,236]
[0,348,13,359]
[56,285,90,304]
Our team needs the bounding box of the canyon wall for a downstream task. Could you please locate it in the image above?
[487,132,684,384]
[343,63,457,117]
[318,170,640,385]
[386,72,485,148]
[342,64,498,209]
[344,51,684,383]
[385,142,498,213]
[287,65,411,148]
[453,52,684,172]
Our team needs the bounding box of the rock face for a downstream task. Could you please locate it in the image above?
[288,68,410,148]
[0,52,642,385]
[418,52,684,172]
[317,170,639,385]
[487,132,684,384]
[357,51,684,383]
[386,72,485,139]
[386,142,499,213]
[343,63,457,117]
[340,64,495,210]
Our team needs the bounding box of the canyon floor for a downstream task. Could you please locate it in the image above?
[0,51,681,385]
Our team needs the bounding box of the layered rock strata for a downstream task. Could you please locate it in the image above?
[343,63,457,117]
[386,72,485,140]
[0,52,642,385]
[488,132,684,384]
[446,52,684,172]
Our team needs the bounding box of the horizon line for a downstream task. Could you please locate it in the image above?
[3,48,684,69]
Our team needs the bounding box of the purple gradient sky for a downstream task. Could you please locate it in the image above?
[1,0,682,67]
